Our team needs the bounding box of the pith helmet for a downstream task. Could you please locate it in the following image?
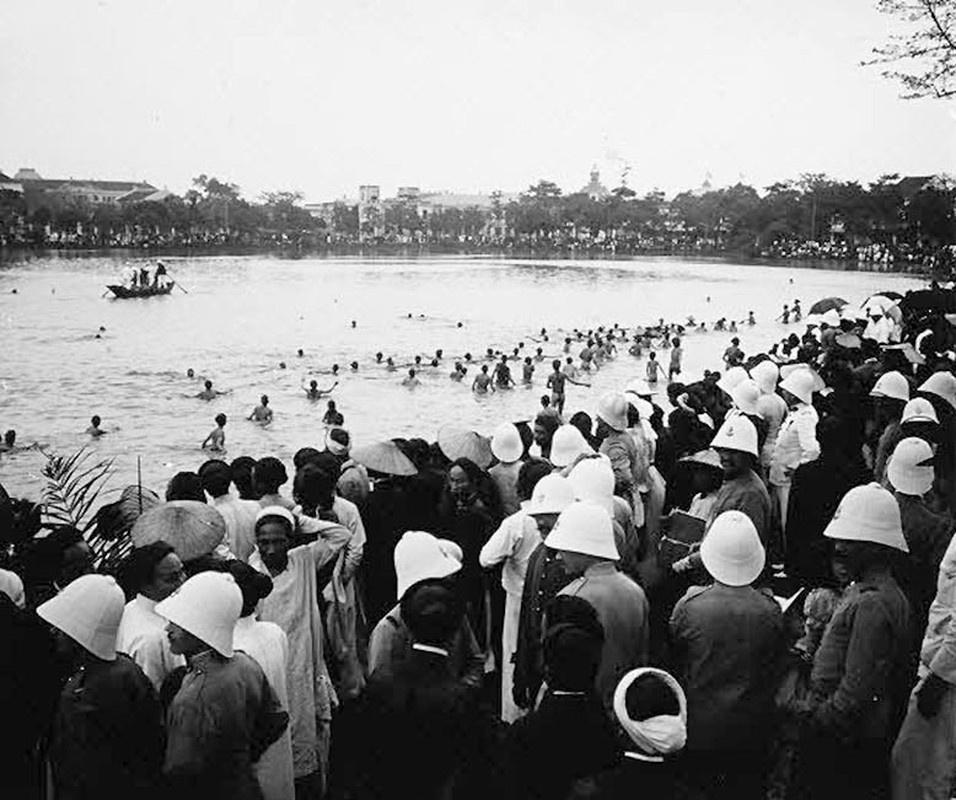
[824,483,908,552]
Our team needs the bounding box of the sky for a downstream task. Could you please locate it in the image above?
[2,0,954,201]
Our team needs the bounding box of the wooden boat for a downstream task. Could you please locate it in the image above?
[106,283,175,299]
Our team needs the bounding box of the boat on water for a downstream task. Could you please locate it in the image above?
[106,283,175,299]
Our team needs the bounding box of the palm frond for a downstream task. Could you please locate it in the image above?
[41,447,122,569]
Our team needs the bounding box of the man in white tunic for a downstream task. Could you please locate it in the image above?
[249,506,351,798]
[480,463,558,722]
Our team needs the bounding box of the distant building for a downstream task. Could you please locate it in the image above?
[358,185,383,239]
[579,167,610,201]
[12,168,157,212]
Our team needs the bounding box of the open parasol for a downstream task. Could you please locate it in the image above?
[93,484,162,540]
[131,500,226,561]
[351,440,418,476]
[869,290,904,302]
[437,427,493,469]
[808,297,848,316]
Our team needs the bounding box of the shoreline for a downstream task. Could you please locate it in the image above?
[0,243,937,275]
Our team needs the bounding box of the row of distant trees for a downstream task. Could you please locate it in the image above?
[1,171,954,255]
[498,174,956,252]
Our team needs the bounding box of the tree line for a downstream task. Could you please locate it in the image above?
[1,172,953,267]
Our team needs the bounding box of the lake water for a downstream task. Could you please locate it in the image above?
[0,252,925,499]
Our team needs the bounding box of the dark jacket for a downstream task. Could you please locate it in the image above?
[567,754,679,800]
[360,647,485,800]
[52,653,164,800]
[669,583,784,752]
[504,692,620,800]
[809,572,912,744]
[513,542,573,709]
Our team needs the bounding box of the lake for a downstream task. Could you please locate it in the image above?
[0,252,925,499]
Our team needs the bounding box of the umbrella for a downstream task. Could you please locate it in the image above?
[351,440,417,476]
[870,290,904,302]
[131,500,226,561]
[438,427,493,469]
[808,297,848,316]
[93,485,162,540]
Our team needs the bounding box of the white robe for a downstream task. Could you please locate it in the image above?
[249,523,350,785]
[234,616,295,800]
[479,509,541,723]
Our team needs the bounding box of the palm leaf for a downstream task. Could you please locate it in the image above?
[41,447,121,569]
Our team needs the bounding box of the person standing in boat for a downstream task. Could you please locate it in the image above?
[152,261,168,289]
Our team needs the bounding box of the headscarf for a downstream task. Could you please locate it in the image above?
[0,567,25,608]
[613,668,687,761]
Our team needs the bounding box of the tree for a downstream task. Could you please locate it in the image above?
[868,0,956,98]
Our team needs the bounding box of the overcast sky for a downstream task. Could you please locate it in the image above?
[2,0,954,201]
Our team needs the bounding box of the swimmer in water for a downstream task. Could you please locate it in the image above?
[187,368,195,379]
[351,320,357,328]
[297,348,304,357]
[196,380,226,401]
[86,415,105,437]
[748,311,756,326]
[304,379,337,400]
[386,357,397,372]
[464,352,473,363]
[472,364,493,394]
[248,395,273,425]
[435,349,443,361]
[279,362,287,370]
[493,356,516,390]
[202,413,227,452]
[402,368,421,388]
[457,322,463,328]
[547,359,589,415]
[375,352,384,363]
[0,429,43,453]
[522,357,535,385]
[322,400,344,426]
[450,362,466,382]
[350,361,359,372]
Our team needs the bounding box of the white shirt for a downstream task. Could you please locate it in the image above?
[234,616,295,800]
[213,494,261,562]
[769,403,820,486]
[116,594,184,690]
[479,509,542,597]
